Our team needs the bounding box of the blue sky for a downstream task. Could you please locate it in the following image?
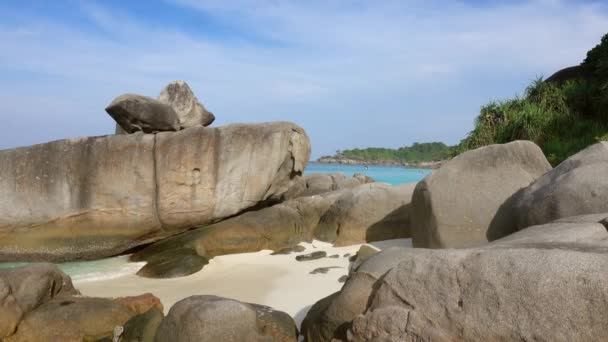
[1,0,607,158]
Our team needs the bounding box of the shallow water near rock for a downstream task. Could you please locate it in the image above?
[305,163,431,185]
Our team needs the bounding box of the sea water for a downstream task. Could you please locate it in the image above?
[0,164,431,278]
[305,163,431,185]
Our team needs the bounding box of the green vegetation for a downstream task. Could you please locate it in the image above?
[458,33,608,165]
[337,142,454,163]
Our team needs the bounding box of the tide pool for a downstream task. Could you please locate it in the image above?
[305,162,431,185]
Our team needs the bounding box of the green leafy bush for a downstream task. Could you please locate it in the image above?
[458,33,608,165]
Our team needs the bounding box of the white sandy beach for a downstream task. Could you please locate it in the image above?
[75,239,412,327]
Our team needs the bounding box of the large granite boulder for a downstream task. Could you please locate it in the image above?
[303,217,608,342]
[158,80,215,128]
[106,94,180,133]
[133,195,330,278]
[285,173,374,199]
[506,142,608,230]
[0,122,310,261]
[315,182,415,245]
[411,140,551,248]
[154,295,297,342]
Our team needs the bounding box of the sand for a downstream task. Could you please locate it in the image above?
[75,239,412,327]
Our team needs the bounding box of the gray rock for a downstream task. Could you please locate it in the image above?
[337,275,348,283]
[411,140,551,248]
[296,251,327,261]
[303,219,608,342]
[158,80,215,128]
[285,173,374,199]
[507,142,608,230]
[310,266,341,274]
[154,295,297,342]
[121,308,164,342]
[0,122,310,262]
[105,94,180,133]
[271,245,306,255]
[315,182,415,245]
[133,195,327,278]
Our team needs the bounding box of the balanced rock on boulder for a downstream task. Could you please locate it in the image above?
[158,80,215,128]
[155,295,297,342]
[0,122,310,262]
[411,140,551,248]
[106,94,180,134]
[506,141,608,230]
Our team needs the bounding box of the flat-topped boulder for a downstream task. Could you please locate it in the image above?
[506,142,608,230]
[411,140,551,248]
[0,122,310,262]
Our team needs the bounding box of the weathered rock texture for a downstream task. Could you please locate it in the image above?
[0,263,78,338]
[506,142,608,230]
[302,217,608,342]
[155,295,297,342]
[411,140,551,248]
[316,182,414,245]
[158,80,215,128]
[0,122,310,261]
[132,195,329,278]
[106,94,180,133]
[133,181,412,278]
[285,173,374,199]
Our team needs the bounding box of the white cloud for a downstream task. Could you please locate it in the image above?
[0,0,606,157]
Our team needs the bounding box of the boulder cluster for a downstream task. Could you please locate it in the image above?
[2,79,608,340]
[0,80,419,341]
[303,140,608,342]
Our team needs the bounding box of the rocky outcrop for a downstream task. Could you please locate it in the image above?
[154,295,297,342]
[133,181,412,278]
[315,182,415,245]
[302,216,608,342]
[0,122,310,262]
[411,141,551,248]
[106,94,181,133]
[0,263,164,341]
[285,173,374,199]
[506,142,608,230]
[158,80,215,128]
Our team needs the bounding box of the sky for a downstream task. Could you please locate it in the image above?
[0,0,607,158]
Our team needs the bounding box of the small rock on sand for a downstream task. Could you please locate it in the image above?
[295,251,327,261]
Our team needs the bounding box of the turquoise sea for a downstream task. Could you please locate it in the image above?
[305,163,431,185]
[0,164,431,277]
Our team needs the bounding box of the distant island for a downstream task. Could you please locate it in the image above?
[315,142,454,169]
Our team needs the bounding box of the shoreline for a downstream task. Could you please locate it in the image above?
[75,239,412,328]
[310,159,444,169]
